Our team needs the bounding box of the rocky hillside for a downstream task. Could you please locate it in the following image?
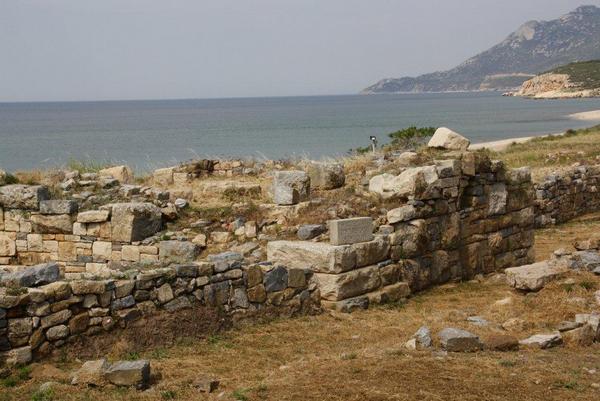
[514,60,600,98]
[362,5,600,94]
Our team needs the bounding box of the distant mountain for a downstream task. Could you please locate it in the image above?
[362,5,600,94]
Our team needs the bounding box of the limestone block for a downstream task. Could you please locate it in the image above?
[519,332,562,349]
[104,360,151,388]
[267,241,356,273]
[39,200,78,215]
[77,210,110,224]
[272,171,310,205]
[99,165,134,184]
[304,162,345,190]
[92,241,112,260]
[427,127,470,151]
[153,167,175,187]
[121,245,140,262]
[0,233,16,256]
[438,327,483,352]
[110,203,162,242]
[0,262,59,287]
[351,236,390,267]
[505,261,568,291]
[158,241,199,264]
[329,217,373,245]
[0,185,50,210]
[315,265,381,301]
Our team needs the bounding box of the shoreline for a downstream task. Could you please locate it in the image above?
[469,109,600,152]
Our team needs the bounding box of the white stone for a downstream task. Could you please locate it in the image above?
[505,261,568,291]
[427,127,470,150]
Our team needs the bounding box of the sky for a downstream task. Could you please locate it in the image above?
[0,0,598,102]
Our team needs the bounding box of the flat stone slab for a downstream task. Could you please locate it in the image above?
[329,217,374,246]
[0,185,50,210]
[505,261,568,291]
[0,262,59,287]
[267,240,356,273]
[519,332,562,349]
[438,328,483,352]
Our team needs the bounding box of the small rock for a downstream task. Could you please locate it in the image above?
[467,316,489,327]
[174,198,188,209]
[194,377,220,393]
[438,328,483,352]
[71,359,110,386]
[414,326,433,349]
[297,224,326,241]
[557,321,582,332]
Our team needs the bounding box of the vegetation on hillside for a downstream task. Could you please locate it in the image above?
[547,60,600,89]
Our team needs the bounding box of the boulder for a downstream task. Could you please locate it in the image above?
[152,167,175,187]
[562,324,596,347]
[438,328,483,352]
[297,224,327,240]
[304,162,345,190]
[0,185,50,210]
[519,332,562,349]
[4,346,32,366]
[427,127,470,150]
[99,165,134,184]
[110,203,162,242]
[39,200,78,215]
[272,171,310,205]
[263,266,288,292]
[159,241,199,264]
[0,262,60,287]
[30,214,73,234]
[505,261,568,291]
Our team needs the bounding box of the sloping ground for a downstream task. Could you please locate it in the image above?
[550,60,600,90]
[4,217,600,400]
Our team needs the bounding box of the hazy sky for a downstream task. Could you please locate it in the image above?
[1,0,597,102]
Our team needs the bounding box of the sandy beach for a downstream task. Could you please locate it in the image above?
[568,109,600,121]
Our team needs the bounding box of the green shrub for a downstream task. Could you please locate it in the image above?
[387,126,436,150]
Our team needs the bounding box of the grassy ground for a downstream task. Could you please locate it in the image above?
[3,219,600,401]
[490,124,600,180]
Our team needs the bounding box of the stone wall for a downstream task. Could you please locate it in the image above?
[0,258,319,366]
[534,164,600,227]
[269,154,536,311]
[0,187,198,278]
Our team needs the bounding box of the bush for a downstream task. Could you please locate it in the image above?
[387,126,436,150]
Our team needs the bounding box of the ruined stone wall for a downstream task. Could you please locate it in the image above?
[0,187,198,278]
[534,164,600,227]
[0,259,319,366]
[269,154,536,311]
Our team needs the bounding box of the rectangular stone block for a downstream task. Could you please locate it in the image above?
[0,185,49,210]
[315,265,381,301]
[267,240,356,273]
[39,200,78,215]
[351,236,390,267]
[329,217,374,245]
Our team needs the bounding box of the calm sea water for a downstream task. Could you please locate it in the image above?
[2,92,600,172]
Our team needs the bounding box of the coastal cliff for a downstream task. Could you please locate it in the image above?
[513,60,600,99]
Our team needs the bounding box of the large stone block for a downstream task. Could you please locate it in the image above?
[77,210,110,224]
[272,171,310,205]
[267,240,356,273]
[0,233,16,257]
[39,200,78,215]
[110,203,162,242]
[30,214,73,234]
[505,261,568,291]
[99,165,134,184]
[159,241,199,264]
[351,236,390,267]
[0,262,59,287]
[304,162,345,190]
[369,166,439,200]
[315,265,381,301]
[427,127,470,151]
[329,217,374,245]
[0,185,50,210]
[438,327,483,352]
[104,360,151,388]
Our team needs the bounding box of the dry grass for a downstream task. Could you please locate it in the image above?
[5,253,600,400]
[492,125,600,173]
[534,211,600,260]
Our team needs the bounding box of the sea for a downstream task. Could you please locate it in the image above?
[2,92,600,172]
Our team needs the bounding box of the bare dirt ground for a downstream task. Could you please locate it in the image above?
[3,215,600,401]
